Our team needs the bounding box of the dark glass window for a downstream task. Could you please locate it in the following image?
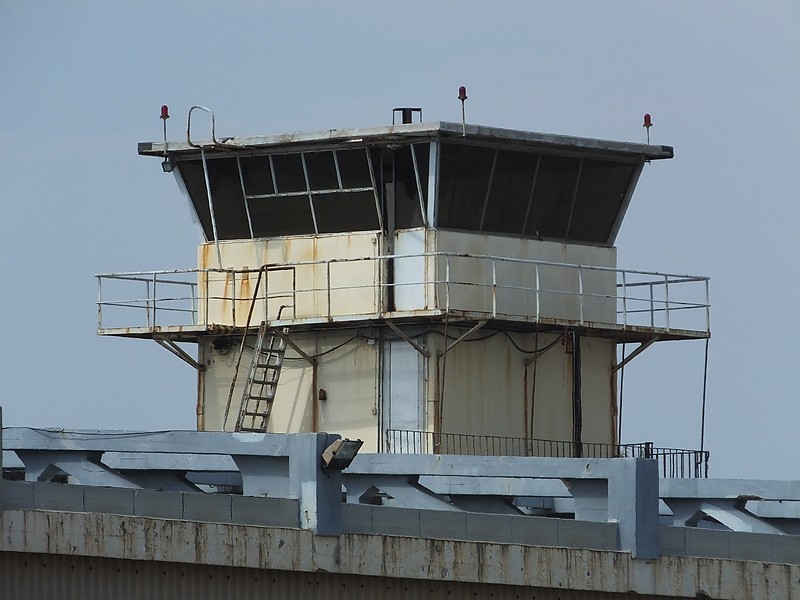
[304,152,339,191]
[524,154,581,239]
[437,142,634,244]
[271,154,306,193]
[239,156,274,196]
[438,144,495,231]
[568,159,635,243]
[248,197,316,237]
[394,144,429,229]
[177,160,213,239]
[482,150,539,234]
[315,191,380,233]
[336,148,373,188]
[177,158,250,240]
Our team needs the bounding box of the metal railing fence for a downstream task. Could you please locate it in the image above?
[385,429,709,478]
[96,252,710,334]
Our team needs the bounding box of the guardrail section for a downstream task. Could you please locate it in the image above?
[385,429,710,478]
[97,253,710,334]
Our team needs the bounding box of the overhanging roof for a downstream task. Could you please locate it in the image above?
[138,121,673,161]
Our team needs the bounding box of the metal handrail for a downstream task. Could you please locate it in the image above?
[96,252,710,334]
[385,429,710,478]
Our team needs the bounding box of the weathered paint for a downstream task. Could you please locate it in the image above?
[0,550,680,600]
[436,331,614,446]
[198,232,381,325]
[201,330,379,451]
[2,510,795,600]
[432,229,617,323]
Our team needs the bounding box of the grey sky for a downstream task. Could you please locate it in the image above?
[1,2,798,479]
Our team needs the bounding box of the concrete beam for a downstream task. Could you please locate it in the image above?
[1,509,794,600]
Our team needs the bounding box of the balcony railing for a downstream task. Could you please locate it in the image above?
[385,429,709,478]
[96,252,710,335]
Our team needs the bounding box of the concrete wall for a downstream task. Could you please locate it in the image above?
[198,232,382,325]
[2,506,797,599]
[200,331,380,451]
[201,325,615,449]
[432,230,617,323]
[434,331,615,445]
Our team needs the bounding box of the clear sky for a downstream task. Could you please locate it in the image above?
[1,2,798,479]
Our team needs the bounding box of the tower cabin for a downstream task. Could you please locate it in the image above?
[102,113,710,456]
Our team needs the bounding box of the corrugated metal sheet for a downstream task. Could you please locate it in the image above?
[0,551,671,600]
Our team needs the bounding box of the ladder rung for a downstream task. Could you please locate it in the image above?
[256,363,281,371]
[252,379,277,386]
[243,410,271,417]
[260,347,285,354]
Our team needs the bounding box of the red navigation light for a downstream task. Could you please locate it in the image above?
[643,113,652,128]
[161,105,170,120]
[458,86,468,101]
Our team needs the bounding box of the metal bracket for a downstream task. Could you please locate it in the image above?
[385,321,429,358]
[154,337,204,371]
[444,320,487,355]
[611,336,661,374]
[271,328,316,366]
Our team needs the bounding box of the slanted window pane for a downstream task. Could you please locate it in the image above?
[482,150,538,234]
[337,149,372,188]
[206,158,250,239]
[314,191,379,233]
[438,144,495,231]
[248,197,315,237]
[395,144,429,229]
[176,158,249,240]
[239,156,274,196]
[304,151,339,191]
[272,154,306,193]
[177,160,213,239]
[525,155,580,240]
[568,159,635,244]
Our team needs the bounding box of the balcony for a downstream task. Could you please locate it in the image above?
[96,252,710,342]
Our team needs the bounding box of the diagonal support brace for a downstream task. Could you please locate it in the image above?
[154,337,204,371]
[611,336,661,374]
[271,329,316,366]
[444,320,487,355]
[385,321,429,358]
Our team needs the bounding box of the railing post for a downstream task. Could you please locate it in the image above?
[97,277,103,330]
[649,283,654,328]
[152,274,158,327]
[191,282,198,325]
[491,258,497,317]
[145,279,152,328]
[327,262,332,319]
[664,274,670,331]
[445,255,451,312]
[621,271,628,328]
[231,270,236,327]
[204,270,209,327]
[644,441,653,459]
[578,265,584,325]
[535,263,540,321]
[705,279,711,335]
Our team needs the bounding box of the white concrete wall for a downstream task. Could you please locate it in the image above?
[198,232,382,326]
[199,331,380,452]
[434,331,615,446]
[432,230,617,323]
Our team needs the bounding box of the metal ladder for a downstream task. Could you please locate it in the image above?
[234,322,288,433]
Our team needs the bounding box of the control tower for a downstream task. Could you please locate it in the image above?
[99,107,710,457]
